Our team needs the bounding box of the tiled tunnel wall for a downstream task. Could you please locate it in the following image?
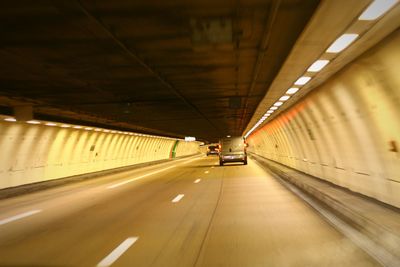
[247,30,400,208]
[0,123,200,190]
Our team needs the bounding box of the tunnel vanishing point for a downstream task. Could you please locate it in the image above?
[0,1,400,267]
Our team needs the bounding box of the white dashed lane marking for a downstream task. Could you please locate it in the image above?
[97,237,139,267]
[171,194,185,203]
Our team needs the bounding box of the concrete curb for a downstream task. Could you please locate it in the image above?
[249,153,400,261]
[0,153,201,199]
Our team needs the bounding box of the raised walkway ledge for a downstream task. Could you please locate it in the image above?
[249,152,400,264]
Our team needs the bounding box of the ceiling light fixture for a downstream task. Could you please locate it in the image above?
[286,88,299,95]
[274,101,283,107]
[307,59,330,72]
[294,76,311,85]
[326,33,359,53]
[359,0,398,20]
[4,117,16,122]
[279,96,290,101]
[45,122,57,126]
[27,120,40,124]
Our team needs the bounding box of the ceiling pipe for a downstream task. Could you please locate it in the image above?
[75,0,221,134]
[239,0,282,133]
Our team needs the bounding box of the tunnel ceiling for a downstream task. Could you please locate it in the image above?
[0,0,320,142]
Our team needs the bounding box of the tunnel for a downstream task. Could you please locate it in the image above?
[0,0,399,266]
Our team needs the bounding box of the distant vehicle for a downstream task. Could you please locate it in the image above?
[207,145,219,156]
[219,136,247,166]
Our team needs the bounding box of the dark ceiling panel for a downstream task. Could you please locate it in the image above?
[0,0,320,142]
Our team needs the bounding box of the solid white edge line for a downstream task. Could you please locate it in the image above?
[97,237,139,267]
[0,209,42,226]
[107,157,200,189]
[172,194,185,203]
[107,166,174,189]
[194,179,201,184]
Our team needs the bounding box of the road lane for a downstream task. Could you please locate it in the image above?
[0,156,380,266]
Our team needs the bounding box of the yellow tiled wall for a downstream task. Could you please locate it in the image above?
[0,124,200,189]
[248,31,400,207]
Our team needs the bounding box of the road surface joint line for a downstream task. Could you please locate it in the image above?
[0,209,42,226]
[97,237,139,267]
[171,194,185,203]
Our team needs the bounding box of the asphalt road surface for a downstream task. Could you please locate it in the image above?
[0,156,381,267]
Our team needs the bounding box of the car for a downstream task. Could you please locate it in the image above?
[206,145,219,156]
[219,136,247,166]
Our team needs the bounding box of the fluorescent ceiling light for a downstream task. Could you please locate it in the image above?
[307,60,330,72]
[267,110,274,114]
[294,76,311,85]
[326,34,359,53]
[4,117,16,122]
[103,129,110,133]
[73,126,83,129]
[279,95,290,101]
[61,124,71,128]
[270,106,278,110]
[274,101,283,107]
[94,128,102,132]
[45,122,57,126]
[359,0,398,20]
[84,127,93,130]
[27,120,40,124]
[286,88,299,95]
